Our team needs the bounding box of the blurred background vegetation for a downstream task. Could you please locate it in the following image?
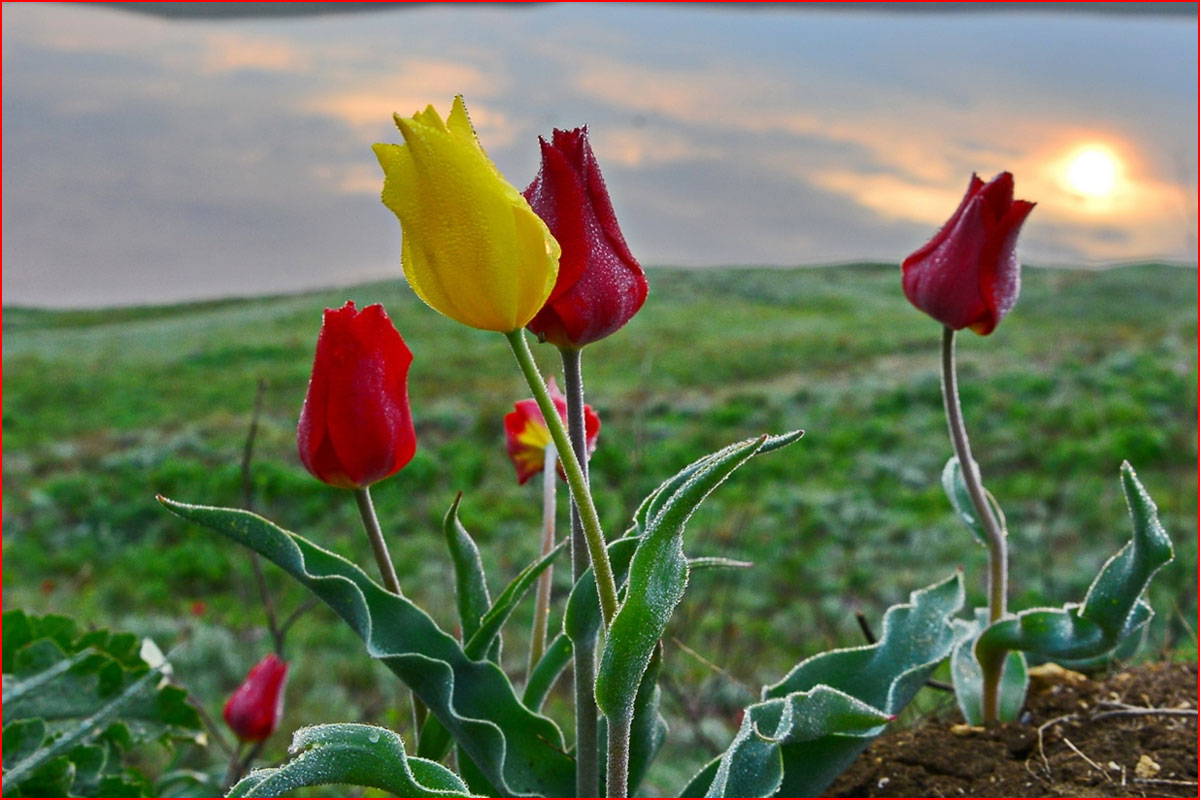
[3,263,1195,793]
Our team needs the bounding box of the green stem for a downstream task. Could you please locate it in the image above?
[505,330,618,626]
[354,487,402,595]
[527,442,557,681]
[940,326,1008,722]
[606,711,632,799]
[561,346,600,799]
[353,486,427,735]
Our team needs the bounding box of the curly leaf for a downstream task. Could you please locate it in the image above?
[941,456,1005,547]
[228,724,470,798]
[465,539,566,660]
[158,498,574,798]
[632,431,804,535]
[442,494,492,646]
[686,573,964,797]
[704,687,892,798]
[950,612,1028,724]
[522,634,572,713]
[598,432,803,720]
[975,462,1173,667]
[419,537,566,760]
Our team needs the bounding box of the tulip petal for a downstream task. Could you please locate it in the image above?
[901,172,1033,335]
[503,378,598,484]
[297,302,416,489]
[376,98,560,332]
[523,126,648,347]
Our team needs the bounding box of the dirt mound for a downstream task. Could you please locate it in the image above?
[830,661,1197,798]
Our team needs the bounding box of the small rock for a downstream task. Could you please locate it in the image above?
[1028,662,1088,690]
[1135,754,1161,778]
[950,723,985,736]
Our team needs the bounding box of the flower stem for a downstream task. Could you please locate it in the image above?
[606,710,632,799]
[527,442,557,680]
[353,486,427,735]
[505,331,618,626]
[940,326,1008,722]
[353,487,401,596]
[561,346,600,798]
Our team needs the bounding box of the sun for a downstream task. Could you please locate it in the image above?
[1062,144,1120,199]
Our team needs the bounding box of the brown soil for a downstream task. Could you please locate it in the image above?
[829,662,1198,798]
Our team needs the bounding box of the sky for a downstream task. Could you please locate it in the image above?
[2,2,1196,308]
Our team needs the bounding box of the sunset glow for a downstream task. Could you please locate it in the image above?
[1062,144,1121,199]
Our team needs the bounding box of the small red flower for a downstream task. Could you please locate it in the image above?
[901,172,1035,335]
[523,127,648,348]
[189,600,207,617]
[223,653,288,742]
[297,302,416,489]
[504,378,599,485]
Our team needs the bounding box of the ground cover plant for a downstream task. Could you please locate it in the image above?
[2,96,1196,797]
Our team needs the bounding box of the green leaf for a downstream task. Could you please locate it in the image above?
[419,536,566,760]
[687,556,754,572]
[975,462,1173,667]
[6,755,74,798]
[941,456,1005,548]
[465,538,567,661]
[599,433,802,719]
[704,687,892,798]
[563,538,639,648]
[97,770,152,798]
[4,657,165,793]
[2,611,202,798]
[159,497,574,798]
[227,724,470,798]
[596,642,669,796]
[2,720,46,769]
[442,494,492,646]
[950,611,1029,724]
[686,573,964,798]
[522,634,572,713]
[632,431,804,536]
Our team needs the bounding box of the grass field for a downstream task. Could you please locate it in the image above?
[3,263,1196,792]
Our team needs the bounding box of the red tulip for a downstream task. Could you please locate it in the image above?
[901,172,1035,335]
[297,301,416,489]
[523,127,648,348]
[504,378,599,485]
[223,653,288,742]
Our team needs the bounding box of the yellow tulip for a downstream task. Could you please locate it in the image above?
[373,96,560,332]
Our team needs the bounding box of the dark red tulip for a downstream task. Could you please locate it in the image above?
[297,301,416,489]
[901,172,1035,335]
[523,127,648,348]
[223,653,288,742]
[504,378,599,485]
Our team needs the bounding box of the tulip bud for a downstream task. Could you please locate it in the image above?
[505,378,599,485]
[223,653,288,742]
[297,301,416,489]
[901,172,1035,335]
[374,96,560,333]
[523,127,648,348]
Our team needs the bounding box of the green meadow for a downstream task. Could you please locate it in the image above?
[3,263,1196,791]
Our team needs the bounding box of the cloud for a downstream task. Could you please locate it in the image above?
[591,126,721,168]
[301,59,515,145]
[199,33,311,74]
